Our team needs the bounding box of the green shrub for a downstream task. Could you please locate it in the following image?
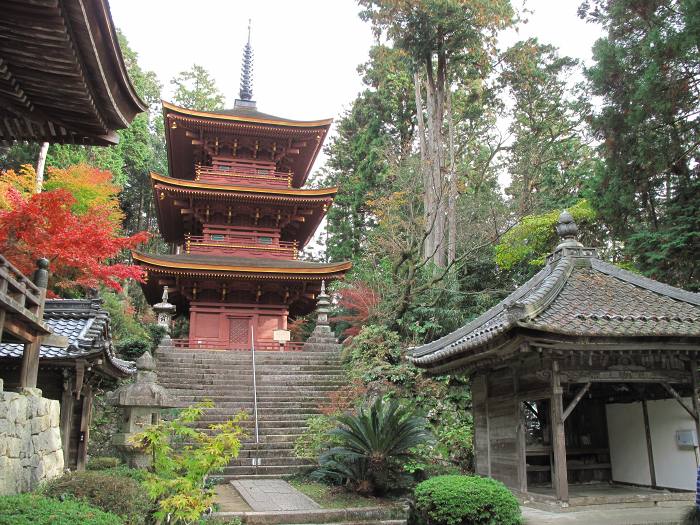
[294,415,337,460]
[0,493,123,525]
[87,456,121,470]
[414,475,521,525]
[41,471,151,525]
[115,336,150,360]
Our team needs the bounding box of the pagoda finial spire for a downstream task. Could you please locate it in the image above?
[238,19,254,102]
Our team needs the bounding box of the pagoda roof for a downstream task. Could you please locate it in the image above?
[410,212,700,375]
[133,252,351,279]
[152,172,336,246]
[0,0,146,145]
[163,101,332,187]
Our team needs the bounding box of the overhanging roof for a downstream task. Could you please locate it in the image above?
[0,0,147,145]
[410,214,700,375]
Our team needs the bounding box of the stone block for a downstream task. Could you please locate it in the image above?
[30,414,51,434]
[47,399,60,426]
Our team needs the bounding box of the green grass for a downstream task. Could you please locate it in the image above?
[287,479,392,509]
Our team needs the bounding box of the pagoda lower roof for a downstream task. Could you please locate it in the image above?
[133,252,351,280]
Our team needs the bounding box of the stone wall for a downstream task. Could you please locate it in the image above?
[0,379,64,495]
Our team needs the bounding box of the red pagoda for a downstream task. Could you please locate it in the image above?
[134,32,350,350]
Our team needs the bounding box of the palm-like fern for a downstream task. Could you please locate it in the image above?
[314,397,432,495]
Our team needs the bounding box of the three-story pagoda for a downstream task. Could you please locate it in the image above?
[134,33,350,350]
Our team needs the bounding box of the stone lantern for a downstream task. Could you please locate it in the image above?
[107,351,177,468]
[315,280,331,330]
[153,286,176,347]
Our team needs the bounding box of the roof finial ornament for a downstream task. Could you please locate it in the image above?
[238,19,254,103]
[556,210,578,242]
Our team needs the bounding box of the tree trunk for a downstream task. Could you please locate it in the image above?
[447,88,457,264]
[35,141,49,193]
[414,70,434,262]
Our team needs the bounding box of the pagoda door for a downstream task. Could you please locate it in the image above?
[228,317,251,350]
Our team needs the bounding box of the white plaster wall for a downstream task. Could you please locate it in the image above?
[646,398,696,490]
[605,402,651,486]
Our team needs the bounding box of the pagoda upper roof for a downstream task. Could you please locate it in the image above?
[409,212,700,375]
[152,172,336,246]
[0,0,146,145]
[163,101,332,187]
[133,252,351,279]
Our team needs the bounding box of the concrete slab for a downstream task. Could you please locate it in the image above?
[522,504,689,524]
[231,479,321,511]
[215,483,252,512]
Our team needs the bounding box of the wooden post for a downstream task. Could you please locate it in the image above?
[550,360,568,503]
[19,258,49,390]
[642,400,657,488]
[514,368,527,493]
[60,374,75,467]
[690,359,700,447]
[76,385,93,471]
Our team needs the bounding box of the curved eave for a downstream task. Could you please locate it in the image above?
[162,100,333,128]
[133,252,352,278]
[151,172,338,197]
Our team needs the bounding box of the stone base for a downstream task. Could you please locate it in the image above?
[0,389,64,495]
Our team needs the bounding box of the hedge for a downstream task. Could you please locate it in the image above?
[414,475,521,525]
[0,494,122,525]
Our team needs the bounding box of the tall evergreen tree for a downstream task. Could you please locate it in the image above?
[170,64,225,111]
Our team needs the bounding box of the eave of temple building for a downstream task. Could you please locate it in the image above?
[133,252,351,316]
[152,173,336,247]
[163,101,332,187]
[0,0,146,145]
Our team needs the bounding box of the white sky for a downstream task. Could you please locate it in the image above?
[110,0,603,254]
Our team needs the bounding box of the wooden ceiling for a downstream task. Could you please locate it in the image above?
[0,0,146,145]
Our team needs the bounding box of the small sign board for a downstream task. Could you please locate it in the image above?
[272,329,291,343]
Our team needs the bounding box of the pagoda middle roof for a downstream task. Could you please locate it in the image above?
[133,252,351,278]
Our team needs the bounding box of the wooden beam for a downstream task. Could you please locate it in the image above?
[660,382,697,421]
[690,360,700,445]
[562,382,592,422]
[76,385,93,471]
[550,360,568,503]
[642,400,657,488]
[60,375,74,467]
[19,340,41,389]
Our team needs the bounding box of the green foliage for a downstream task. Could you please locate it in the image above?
[0,493,123,525]
[41,471,151,525]
[414,475,521,525]
[494,199,596,272]
[87,457,122,470]
[171,64,225,111]
[314,397,432,495]
[130,401,246,524]
[345,325,414,385]
[681,506,700,525]
[294,415,338,461]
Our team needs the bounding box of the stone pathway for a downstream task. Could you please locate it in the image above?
[231,479,321,511]
[522,504,688,524]
[214,483,252,512]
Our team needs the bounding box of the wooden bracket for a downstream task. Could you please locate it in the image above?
[661,382,697,421]
[563,382,592,422]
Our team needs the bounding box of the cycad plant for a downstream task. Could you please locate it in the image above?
[314,397,432,495]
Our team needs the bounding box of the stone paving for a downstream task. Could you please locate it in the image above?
[521,504,688,524]
[231,479,321,511]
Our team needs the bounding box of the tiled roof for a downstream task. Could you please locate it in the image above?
[0,298,135,375]
[410,231,700,370]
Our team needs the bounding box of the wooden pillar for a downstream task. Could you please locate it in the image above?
[514,368,527,493]
[691,359,700,445]
[76,384,93,471]
[550,360,568,503]
[642,400,657,488]
[60,375,75,467]
[19,259,49,389]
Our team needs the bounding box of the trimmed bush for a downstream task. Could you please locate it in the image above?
[0,493,122,525]
[87,457,121,470]
[414,475,521,525]
[41,471,151,525]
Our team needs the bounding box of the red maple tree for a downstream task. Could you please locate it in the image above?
[332,282,379,340]
[0,188,148,293]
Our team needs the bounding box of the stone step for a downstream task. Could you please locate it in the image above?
[219,464,310,477]
[213,505,407,525]
[160,370,345,378]
[159,379,345,387]
[225,456,311,467]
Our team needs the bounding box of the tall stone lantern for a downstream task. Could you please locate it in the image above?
[153,286,176,347]
[107,351,177,468]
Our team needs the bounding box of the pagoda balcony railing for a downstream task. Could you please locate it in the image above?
[0,254,45,330]
[195,164,292,188]
[185,234,298,260]
[171,338,304,352]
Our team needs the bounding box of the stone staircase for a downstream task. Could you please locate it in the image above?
[155,326,344,479]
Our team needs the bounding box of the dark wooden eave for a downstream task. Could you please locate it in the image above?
[0,0,146,145]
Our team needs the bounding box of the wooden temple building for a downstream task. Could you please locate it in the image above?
[134,34,350,350]
[410,212,700,507]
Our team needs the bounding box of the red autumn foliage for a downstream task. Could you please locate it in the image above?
[317,379,369,416]
[331,282,379,339]
[0,188,148,293]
